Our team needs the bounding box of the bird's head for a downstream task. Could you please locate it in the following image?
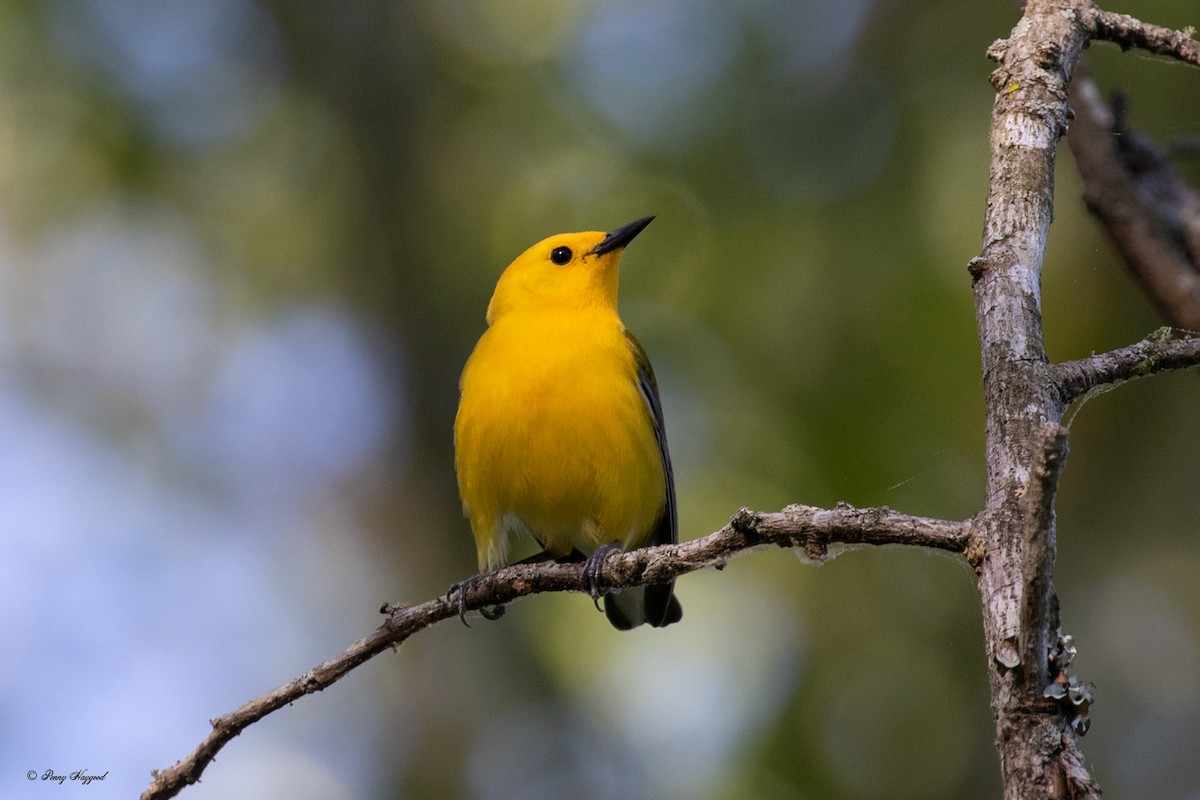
[486,216,654,323]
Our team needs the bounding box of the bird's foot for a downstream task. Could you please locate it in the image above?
[446,574,506,627]
[580,542,622,602]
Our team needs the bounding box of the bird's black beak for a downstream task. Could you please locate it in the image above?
[588,216,655,256]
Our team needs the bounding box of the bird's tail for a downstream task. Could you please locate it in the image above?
[604,583,682,630]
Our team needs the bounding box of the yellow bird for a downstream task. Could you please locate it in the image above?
[454,216,682,629]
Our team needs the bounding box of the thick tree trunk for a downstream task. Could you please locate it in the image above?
[972,2,1100,796]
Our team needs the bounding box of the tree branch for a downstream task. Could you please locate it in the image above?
[973,2,1104,797]
[971,4,1198,798]
[141,503,973,800]
[1055,327,1200,403]
[1085,8,1200,66]
[1017,423,1068,675]
[1066,72,1200,330]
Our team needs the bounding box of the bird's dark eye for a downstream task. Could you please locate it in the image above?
[550,246,573,266]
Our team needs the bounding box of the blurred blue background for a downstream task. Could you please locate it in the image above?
[2,1,1198,798]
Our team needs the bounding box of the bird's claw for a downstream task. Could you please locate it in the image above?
[447,575,506,627]
[581,542,621,601]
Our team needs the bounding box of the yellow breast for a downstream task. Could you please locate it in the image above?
[454,309,666,571]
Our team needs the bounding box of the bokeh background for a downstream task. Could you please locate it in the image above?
[3,0,1198,798]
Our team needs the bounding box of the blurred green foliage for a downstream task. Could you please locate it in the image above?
[4,0,1199,798]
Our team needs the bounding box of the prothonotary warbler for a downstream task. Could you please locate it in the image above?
[454,216,682,629]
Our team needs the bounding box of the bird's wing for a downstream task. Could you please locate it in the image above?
[624,329,677,549]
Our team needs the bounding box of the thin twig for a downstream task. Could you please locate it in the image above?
[1054,328,1200,403]
[140,503,973,800]
[1086,9,1200,66]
